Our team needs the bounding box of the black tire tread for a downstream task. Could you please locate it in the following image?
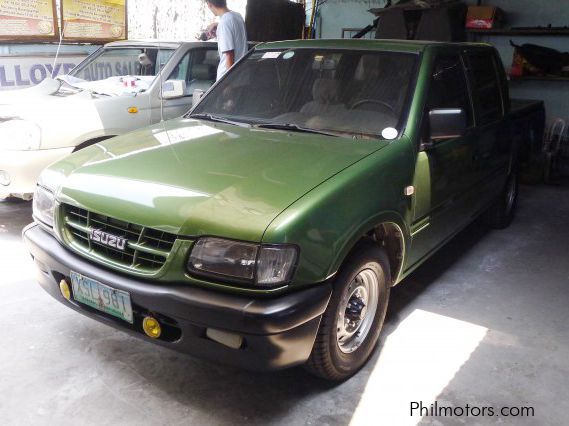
[305,240,390,381]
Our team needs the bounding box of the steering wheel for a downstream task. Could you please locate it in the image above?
[350,99,395,114]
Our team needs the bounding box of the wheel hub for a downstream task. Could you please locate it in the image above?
[337,269,379,353]
[344,292,367,331]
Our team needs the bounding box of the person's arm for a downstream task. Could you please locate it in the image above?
[224,50,235,69]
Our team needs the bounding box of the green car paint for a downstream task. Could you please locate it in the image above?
[42,39,528,296]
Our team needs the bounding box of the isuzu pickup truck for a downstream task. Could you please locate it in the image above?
[24,40,545,380]
[0,40,219,200]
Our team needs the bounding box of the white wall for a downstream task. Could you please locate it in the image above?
[317,0,387,39]
[128,0,248,40]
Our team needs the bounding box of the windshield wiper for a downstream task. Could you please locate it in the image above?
[88,89,111,97]
[255,122,339,137]
[189,113,251,128]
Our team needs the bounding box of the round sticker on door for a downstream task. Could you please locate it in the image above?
[381,127,398,140]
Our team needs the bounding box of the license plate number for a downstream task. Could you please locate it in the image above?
[70,271,133,324]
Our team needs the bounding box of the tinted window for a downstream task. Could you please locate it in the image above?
[426,54,472,126]
[467,52,503,125]
[191,49,418,139]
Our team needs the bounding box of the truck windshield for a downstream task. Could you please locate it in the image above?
[63,47,175,95]
[191,48,417,139]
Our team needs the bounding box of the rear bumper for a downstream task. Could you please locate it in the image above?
[23,223,332,371]
[0,147,74,200]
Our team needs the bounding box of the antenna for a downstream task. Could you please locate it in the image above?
[159,41,165,123]
[52,20,65,78]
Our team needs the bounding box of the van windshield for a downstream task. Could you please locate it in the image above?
[63,47,175,95]
[190,48,417,139]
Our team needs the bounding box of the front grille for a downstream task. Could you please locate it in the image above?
[62,204,177,272]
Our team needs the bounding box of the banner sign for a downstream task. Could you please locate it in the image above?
[0,0,58,40]
[0,55,85,90]
[62,0,126,41]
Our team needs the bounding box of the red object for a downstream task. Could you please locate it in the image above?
[466,6,504,29]
[510,62,523,78]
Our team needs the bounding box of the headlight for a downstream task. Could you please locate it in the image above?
[32,168,65,229]
[0,119,41,151]
[32,185,55,228]
[188,237,298,287]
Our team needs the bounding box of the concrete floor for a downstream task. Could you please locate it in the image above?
[0,184,568,426]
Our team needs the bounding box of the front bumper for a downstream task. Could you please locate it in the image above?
[23,224,332,371]
[0,147,74,200]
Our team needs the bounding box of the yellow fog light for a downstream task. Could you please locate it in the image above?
[59,279,71,301]
[142,316,161,339]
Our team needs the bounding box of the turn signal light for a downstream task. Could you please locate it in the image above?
[142,316,162,339]
[59,279,71,301]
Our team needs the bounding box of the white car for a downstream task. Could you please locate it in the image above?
[0,40,219,200]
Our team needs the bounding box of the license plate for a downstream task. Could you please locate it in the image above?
[70,271,133,324]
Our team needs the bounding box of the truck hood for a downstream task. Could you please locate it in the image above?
[0,79,143,149]
[56,118,388,241]
[0,78,62,106]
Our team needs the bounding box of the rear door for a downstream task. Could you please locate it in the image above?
[409,50,478,265]
[464,49,510,210]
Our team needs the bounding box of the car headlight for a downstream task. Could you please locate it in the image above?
[32,185,55,228]
[0,119,41,151]
[32,169,65,229]
[188,237,298,287]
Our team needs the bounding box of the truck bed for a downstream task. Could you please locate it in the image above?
[510,98,546,164]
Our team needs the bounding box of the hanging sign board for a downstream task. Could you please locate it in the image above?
[62,0,126,41]
[0,0,58,41]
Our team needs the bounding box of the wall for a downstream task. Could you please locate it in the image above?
[317,0,387,39]
[463,0,569,121]
[0,45,97,91]
[318,0,569,120]
[128,0,248,40]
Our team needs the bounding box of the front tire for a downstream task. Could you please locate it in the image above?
[305,241,390,381]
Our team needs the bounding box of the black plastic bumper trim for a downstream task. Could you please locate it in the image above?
[23,224,333,370]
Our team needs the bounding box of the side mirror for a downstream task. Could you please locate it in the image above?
[161,80,186,100]
[192,89,205,107]
[428,108,467,143]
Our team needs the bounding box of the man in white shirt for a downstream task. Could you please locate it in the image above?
[206,0,248,80]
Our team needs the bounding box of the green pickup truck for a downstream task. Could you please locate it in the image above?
[24,39,545,380]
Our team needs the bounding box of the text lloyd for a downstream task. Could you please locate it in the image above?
[0,62,76,88]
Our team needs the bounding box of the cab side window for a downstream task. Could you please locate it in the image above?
[167,48,219,95]
[426,54,473,127]
[466,52,503,125]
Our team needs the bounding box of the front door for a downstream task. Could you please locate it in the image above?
[150,48,219,123]
[408,52,477,266]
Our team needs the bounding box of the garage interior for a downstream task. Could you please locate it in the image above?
[1,0,569,425]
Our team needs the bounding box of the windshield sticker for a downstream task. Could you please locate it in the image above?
[262,51,281,59]
[282,51,295,60]
[381,127,398,140]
